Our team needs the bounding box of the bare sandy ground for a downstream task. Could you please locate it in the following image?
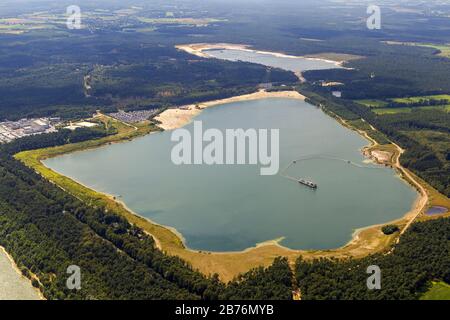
[370,150,392,164]
[0,247,42,300]
[154,90,306,131]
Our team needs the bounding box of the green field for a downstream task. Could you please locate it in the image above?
[373,105,450,115]
[391,94,450,104]
[136,17,225,26]
[0,9,225,35]
[0,15,64,34]
[355,99,389,108]
[421,282,450,300]
[386,42,450,59]
[356,95,450,114]
[418,44,450,58]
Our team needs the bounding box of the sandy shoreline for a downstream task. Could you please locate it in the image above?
[330,115,429,247]
[25,90,434,281]
[106,89,423,255]
[176,43,349,83]
[107,194,184,251]
[58,148,294,256]
[155,82,427,250]
[155,89,305,131]
[42,86,426,256]
[176,43,347,66]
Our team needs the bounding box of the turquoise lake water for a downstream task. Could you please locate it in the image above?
[44,49,417,251]
[44,97,417,251]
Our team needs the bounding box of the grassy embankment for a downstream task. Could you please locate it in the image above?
[421,282,450,300]
[417,43,450,59]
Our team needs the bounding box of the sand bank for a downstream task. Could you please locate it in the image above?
[154,90,305,131]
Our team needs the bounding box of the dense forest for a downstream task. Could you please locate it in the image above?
[219,258,293,300]
[89,59,296,102]
[0,131,293,300]
[295,218,450,300]
[2,126,116,155]
[0,36,296,121]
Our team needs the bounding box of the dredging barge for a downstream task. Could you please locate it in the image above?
[298,179,318,189]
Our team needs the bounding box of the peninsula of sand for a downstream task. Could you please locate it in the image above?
[155,90,305,131]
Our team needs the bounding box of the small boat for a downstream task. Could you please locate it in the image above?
[298,179,318,189]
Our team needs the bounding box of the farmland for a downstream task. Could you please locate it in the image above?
[356,95,450,115]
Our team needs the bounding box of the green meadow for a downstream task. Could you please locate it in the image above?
[421,282,450,300]
[355,99,389,108]
[391,94,450,104]
[356,95,450,114]
[418,44,450,58]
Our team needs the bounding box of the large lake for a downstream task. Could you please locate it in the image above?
[204,48,343,73]
[44,49,417,252]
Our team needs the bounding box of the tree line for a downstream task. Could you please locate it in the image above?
[0,130,294,300]
[295,218,450,300]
